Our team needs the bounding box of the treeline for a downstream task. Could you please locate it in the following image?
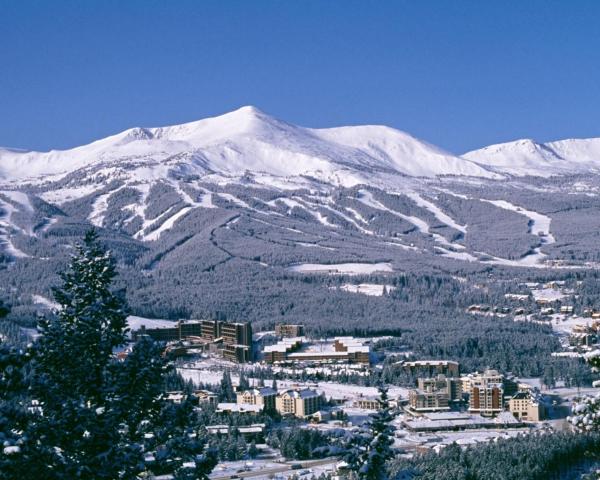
[388,432,600,480]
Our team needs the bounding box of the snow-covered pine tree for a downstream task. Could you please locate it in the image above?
[3,230,217,480]
[359,385,395,480]
[569,349,600,432]
[36,229,127,403]
[238,369,250,391]
[220,369,236,401]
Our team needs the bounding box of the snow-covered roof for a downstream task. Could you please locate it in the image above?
[280,388,319,399]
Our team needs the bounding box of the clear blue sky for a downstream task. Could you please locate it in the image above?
[1,0,599,154]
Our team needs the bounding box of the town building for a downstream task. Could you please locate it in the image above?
[408,375,462,412]
[206,423,265,442]
[132,319,253,363]
[275,324,305,338]
[569,324,598,348]
[401,360,460,378]
[403,411,522,432]
[237,387,277,411]
[165,391,186,404]
[215,403,263,415]
[275,388,321,418]
[353,397,381,410]
[263,337,305,363]
[508,392,544,422]
[263,337,370,365]
[467,370,504,416]
[194,389,219,406]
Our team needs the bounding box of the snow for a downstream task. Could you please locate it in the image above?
[337,283,396,296]
[288,262,393,275]
[0,194,31,258]
[142,206,193,241]
[531,287,566,302]
[89,188,123,227]
[358,190,457,248]
[0,191,33,211]
[405,191,467,234]
[31,294,61,311]
[126,315,178,330]
[464,137,600,177]
[0,106,501,187]
[480,199,555,244]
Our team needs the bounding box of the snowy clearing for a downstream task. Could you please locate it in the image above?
[288,262,393,275]
[336,283,396,296]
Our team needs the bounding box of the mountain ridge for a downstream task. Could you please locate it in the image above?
[0,106,499,185]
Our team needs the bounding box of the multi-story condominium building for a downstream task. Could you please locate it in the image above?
[263,337,370,365]
[418,375,462,401]
[263,337,305,363]
[508,392,544,422]
[223,344,252,363]
[468,370,504,416]
[133,320,203,342]
[275,324,305,338]
[409,374,462,412]
[402,360,460,378]
[132,319,253,363]
[236,387,277,411]
[409,389,450,412]
[275,388,321,418]
[220,321,253,347]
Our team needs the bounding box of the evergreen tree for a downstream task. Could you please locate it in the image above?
[272,377,278,391]
[0,230,217,479]
[358,385,395,480]
[0,300,9,319]
[239,369,250,391]
[248,440,258,458]
[569,349,600,432]
[220,369,236,401]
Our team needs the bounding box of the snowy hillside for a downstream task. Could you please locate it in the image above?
[464,138,600,177]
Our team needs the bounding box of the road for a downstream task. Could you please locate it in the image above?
[210,457,339,480]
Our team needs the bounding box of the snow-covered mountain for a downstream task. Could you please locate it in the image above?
[0,106,499,187]
[3,105,600,278]
[464,138,600,177]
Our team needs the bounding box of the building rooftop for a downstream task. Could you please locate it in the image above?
[216,403,263,413]
[280,388,319,399]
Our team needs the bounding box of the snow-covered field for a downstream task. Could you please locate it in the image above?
[531,287,568,302]
[288,262,393,275]
[336,283,396,296]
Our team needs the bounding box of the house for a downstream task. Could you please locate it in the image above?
[194,389,219,406]
[165,391,186,404]
[275,388,321,418]
[353,396,381,410]
[508,392,544,422]
[206,423,266,441]
[236,387,277,411]
[560,305,574,315]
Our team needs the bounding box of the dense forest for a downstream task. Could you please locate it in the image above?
[388,433,600,480]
